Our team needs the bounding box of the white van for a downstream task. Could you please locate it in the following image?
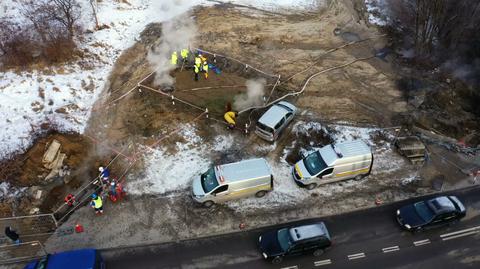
[292,140,373,189]
[192,158,274,207]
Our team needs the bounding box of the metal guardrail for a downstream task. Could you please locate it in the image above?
[0,214,57,236]
[0,240,46,265]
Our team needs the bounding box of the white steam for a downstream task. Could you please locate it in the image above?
[233,78,266,111]
[147,12,197,87]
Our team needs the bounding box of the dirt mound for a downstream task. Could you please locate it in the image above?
[0,132,99,216]
[284,124,335,165]
[1,132,91,187]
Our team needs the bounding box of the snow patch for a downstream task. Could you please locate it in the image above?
[365,0,389,26]
[292,121,326,136]
[127,124,210,195]
[212,135,234,151]
[0,0,206,160]
[330,124,376,143]
[223,0,324,11]
[0,182,26,201]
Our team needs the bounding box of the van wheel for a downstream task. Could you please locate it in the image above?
[255,190,267,198]
[313,249,324,256]
[203,201,214,208]
[272,256,283,264]
[354,174,364,181]
[306,183,317,190]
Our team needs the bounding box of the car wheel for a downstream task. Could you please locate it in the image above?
[272,256,283,264]
[354,174,364,181]
[203,201,214,208]
[255,190,267,198]
[306,183,317,190]
[313,249,324,256]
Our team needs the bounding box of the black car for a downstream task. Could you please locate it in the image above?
[396,195,466,231]
[258,222,332,264]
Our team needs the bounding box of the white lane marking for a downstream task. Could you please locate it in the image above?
[382,246,400,253]
[442,230,480,241]
[347,252,366,260]
[440,225,480,238]
[281,266,298,269]
[414,239,431,246]
[314,259,332,266]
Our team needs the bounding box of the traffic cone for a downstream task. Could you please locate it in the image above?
[75,223,84,233]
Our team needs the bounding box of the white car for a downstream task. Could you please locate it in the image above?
[255,101,297,141]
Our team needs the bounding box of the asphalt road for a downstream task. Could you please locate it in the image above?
[102,186,480,269]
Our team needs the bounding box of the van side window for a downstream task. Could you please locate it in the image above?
[286,112,293,119]
[318,168,334,177]
[213,185,228,194]
[274,118,286,129]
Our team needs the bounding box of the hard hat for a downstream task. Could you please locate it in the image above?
[91,193,98,199]
[110,181,115,186]
[98,166,104,172]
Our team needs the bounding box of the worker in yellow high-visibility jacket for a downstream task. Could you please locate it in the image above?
[181,49,189,62]
[171,51,178,66]
[203,60,209,79]
[194,64,200,81]
[195,55,202,70]
[90,193,103,215]
[224,111,236,129]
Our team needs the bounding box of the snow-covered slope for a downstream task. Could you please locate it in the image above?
[0,0,204,159]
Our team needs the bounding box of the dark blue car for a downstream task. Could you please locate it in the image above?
[24,249,105,269]
[258,222,332,264]
[396,196,466,231]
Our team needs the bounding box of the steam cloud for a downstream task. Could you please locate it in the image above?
[147,12,197,87]
[233,78,266,111]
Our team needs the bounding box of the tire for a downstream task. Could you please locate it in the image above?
[306,183,317,190]
[354,174,364,181]
[272,256,283,264]
[255,190,267,198]
[313,249,324,257]
[203,201,214,208]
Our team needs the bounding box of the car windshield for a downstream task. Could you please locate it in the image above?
[277,228,292,251]
[201,167,219,193]
[414,201,435,222]
[257,122,274,134]
[304,151,327,175]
